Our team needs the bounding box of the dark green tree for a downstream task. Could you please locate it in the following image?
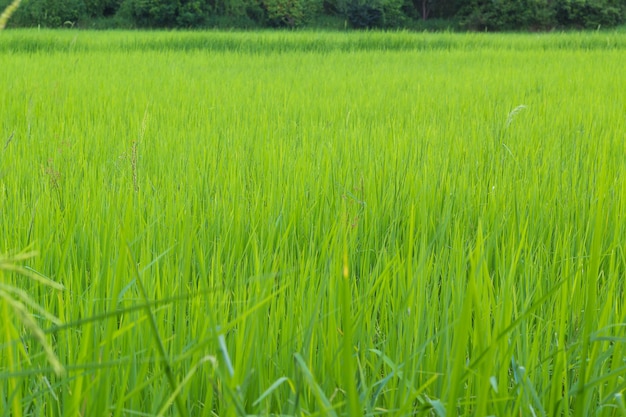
[346,0,405,27]
[457,0,553,30]
[261,0,322,27]
[554,0,623,28]
[13,0,85,26]
[84,0,123,17]
[125,0,180,26]
[177,0,211,26]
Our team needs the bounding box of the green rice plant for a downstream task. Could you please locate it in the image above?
[1,30,626,416]
[0,249,64,417]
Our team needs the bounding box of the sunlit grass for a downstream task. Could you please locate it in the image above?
[1,30,626,416]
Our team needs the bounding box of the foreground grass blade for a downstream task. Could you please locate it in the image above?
[294,353,339,417]
[126,245,188,417]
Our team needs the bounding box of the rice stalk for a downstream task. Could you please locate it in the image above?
[0,0,21,30]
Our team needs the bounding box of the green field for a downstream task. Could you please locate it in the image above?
[1,30,626,416]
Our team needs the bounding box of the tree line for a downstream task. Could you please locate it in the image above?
[1,0,624,30]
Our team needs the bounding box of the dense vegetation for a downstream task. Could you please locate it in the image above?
[0,0,625,29]
[2,30,626,416]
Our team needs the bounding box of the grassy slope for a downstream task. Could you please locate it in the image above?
[1,30,626,416]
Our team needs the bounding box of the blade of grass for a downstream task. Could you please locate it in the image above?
[126,244,188,417]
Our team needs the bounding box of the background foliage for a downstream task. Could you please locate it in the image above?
[0,0,624,29]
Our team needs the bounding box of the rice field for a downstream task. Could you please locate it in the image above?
[1,29,626,416]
